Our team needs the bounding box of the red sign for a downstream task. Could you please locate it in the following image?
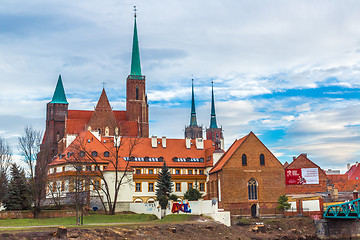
[285,168,303,185]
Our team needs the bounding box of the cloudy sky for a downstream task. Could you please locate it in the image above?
[1,0,360,172]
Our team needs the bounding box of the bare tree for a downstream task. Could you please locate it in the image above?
[18,126,42,179]
[64,129,139,215]
[0,137,12,203]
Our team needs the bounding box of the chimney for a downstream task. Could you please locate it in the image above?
[185,137,191,149]
[347,163,351,171]
[151,136,157,148]
[293,157,296,161]
[195,138,204,149]
[162,136,166,148]
[356,161,359,167]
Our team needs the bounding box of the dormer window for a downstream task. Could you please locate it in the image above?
[104,151,110,157]
[158,157,164,162]
[92,151,98,157]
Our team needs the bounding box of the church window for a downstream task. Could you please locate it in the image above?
[260,154,265,166]
[92,151,98,157]
[248,178,258,200]
[242,154,247,166]
[136,86,139,100]
[104,151,110,157]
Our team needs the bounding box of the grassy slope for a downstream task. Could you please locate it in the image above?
[0,214,158,227]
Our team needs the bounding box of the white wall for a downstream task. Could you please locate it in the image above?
[302,199,320,212]
[129,200,231,227]
[103,171,133,203]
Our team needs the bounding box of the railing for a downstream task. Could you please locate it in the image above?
[323,198,360,219]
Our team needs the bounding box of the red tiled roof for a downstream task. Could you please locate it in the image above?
[327,174,348,191]
[209,134,248,174]
[346,163,360,180]
[50,131,215,170]
[338,179,360,192]
[66,110,138,136]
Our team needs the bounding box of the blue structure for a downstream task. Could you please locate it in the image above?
[324,198,360,219]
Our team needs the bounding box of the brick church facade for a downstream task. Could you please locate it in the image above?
[208,132,285,216]
[42,15,148,157]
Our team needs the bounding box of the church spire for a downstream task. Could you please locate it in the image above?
[130,6,142,76]
[51,74,68,104]
[209,81,218,129]
[190,79,197,126]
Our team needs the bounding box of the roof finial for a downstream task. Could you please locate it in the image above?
[133,5,137,18]
[101,81,106,89]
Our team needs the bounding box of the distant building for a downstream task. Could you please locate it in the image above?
[325,169,341,175]
[285,154,327,195]
[207,132,285,216]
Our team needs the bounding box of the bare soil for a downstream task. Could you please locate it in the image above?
[0,216,319,240]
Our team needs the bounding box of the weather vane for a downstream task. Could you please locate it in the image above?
[134,6,137,18]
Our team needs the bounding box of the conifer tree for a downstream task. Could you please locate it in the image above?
[155,161,173,208]
[4,163,31,210]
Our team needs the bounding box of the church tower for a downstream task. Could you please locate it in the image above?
[45,75,68,156]
[126,10,149,137]
[206,82,224,150]
[185,80,203,139]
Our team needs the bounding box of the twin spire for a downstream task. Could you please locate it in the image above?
[51,75,68,104]
[189,80,219,129]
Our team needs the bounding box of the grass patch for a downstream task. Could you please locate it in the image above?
[157,214,194,223]
[0,214,157,227]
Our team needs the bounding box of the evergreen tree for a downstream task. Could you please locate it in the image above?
[184,187,202,201]
[4,163,31,210]
[155,162,173,209]
[276,195,291,212]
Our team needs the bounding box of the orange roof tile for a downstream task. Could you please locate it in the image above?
[209,134,248,174]
[50,131,215,170]
[346,163,360,180]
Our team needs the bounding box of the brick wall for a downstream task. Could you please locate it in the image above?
[0,210,78,219]
[209,132,285,216]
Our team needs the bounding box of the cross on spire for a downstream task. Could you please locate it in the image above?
[101,81,106,89]
[133,5,137,18]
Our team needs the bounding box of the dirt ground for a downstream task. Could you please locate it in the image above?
[0,216,319,240]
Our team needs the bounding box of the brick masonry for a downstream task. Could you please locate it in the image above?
[208,132,285,216]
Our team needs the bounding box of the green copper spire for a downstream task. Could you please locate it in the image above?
[51,75,68,104]
[209,81,218,129]
[130,12,142,76]
[190,79,197,126]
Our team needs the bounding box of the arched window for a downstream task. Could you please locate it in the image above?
[104,151,110,157]
[136,86,139,100]
[260,154,265,166]
[242,154,247,166]
[248,178,258,200]
[92,151,98,157]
